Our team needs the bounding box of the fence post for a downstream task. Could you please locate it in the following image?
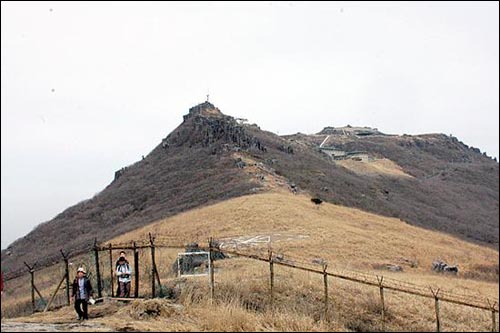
[108,244,114,297]
[134,241,139,298]
[268,249,274,306]
[43,274,66,312]
[31,271,35,312]
[60,250,70,306]
[323,263,328,321]
[93,239,102,298]
[24,262,35,313]
[377,276,385,331]
[33,285,46,306]
[149,233,157,298]
[208,237,215,303]
[487,300,498,332]
[493,309,497,333]
[431,288,441,332]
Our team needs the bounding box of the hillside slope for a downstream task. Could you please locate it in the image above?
[1,103,264,273]
[2,102,498,275]
[243,127,499,246]
[2,192,498,331]
[111,191,499,284]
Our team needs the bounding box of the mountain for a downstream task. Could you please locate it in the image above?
[2,102,498,273]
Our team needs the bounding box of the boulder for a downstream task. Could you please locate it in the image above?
[432,260,458,274]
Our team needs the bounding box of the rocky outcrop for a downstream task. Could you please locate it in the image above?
[432,260,459,274]
[165,102,267,152]
[183,101,224,120]
[279,145,294,154]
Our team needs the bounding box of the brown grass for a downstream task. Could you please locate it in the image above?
[111,191,498,285]
[336,158,414,178]
[7,256,496,331]
[2,191,498,331]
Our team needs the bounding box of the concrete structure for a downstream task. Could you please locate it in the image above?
[319,147,370,161]
[318,126,384,137]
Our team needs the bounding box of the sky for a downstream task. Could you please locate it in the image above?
[1,1,499,249]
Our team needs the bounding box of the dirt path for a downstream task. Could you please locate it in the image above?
[1,321,114,332]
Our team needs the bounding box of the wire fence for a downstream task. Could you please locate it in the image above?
[3,234,499,332]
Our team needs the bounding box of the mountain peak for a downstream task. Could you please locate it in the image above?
[165,101,266,152]
[184,101,224,121]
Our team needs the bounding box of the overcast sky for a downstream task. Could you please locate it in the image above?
[1,1,498,249]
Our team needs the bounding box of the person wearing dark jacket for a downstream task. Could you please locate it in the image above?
[72,267,93,320]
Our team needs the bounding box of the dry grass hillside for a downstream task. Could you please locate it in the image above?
[3,191,497,331]
[112,191,499,286]
[336,158,414,178]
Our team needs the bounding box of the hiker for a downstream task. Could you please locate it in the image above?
[115,253,132,298]
[71,267,93,320]
[115,251,129,268]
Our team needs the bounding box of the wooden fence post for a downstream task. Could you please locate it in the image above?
[377,276,385,331]
[208,237,215,303]
[431,288,441,332]
[435,297,441,332]
[60,250,70,306]
[268,249,274,306]
[93,239,102,298]
[43,274,66,312]
[323,263,328,321]
[487,300,498,332]
[492,309,497,333]
[154,266,162,293]
[149,233,157,298]
[134,242,139,298]
[32,285,46,305]
[109,244,114,297]
[31,270,35,312]
[24,262,36,313]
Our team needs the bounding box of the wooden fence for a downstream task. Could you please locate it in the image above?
[4,234,499,332]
